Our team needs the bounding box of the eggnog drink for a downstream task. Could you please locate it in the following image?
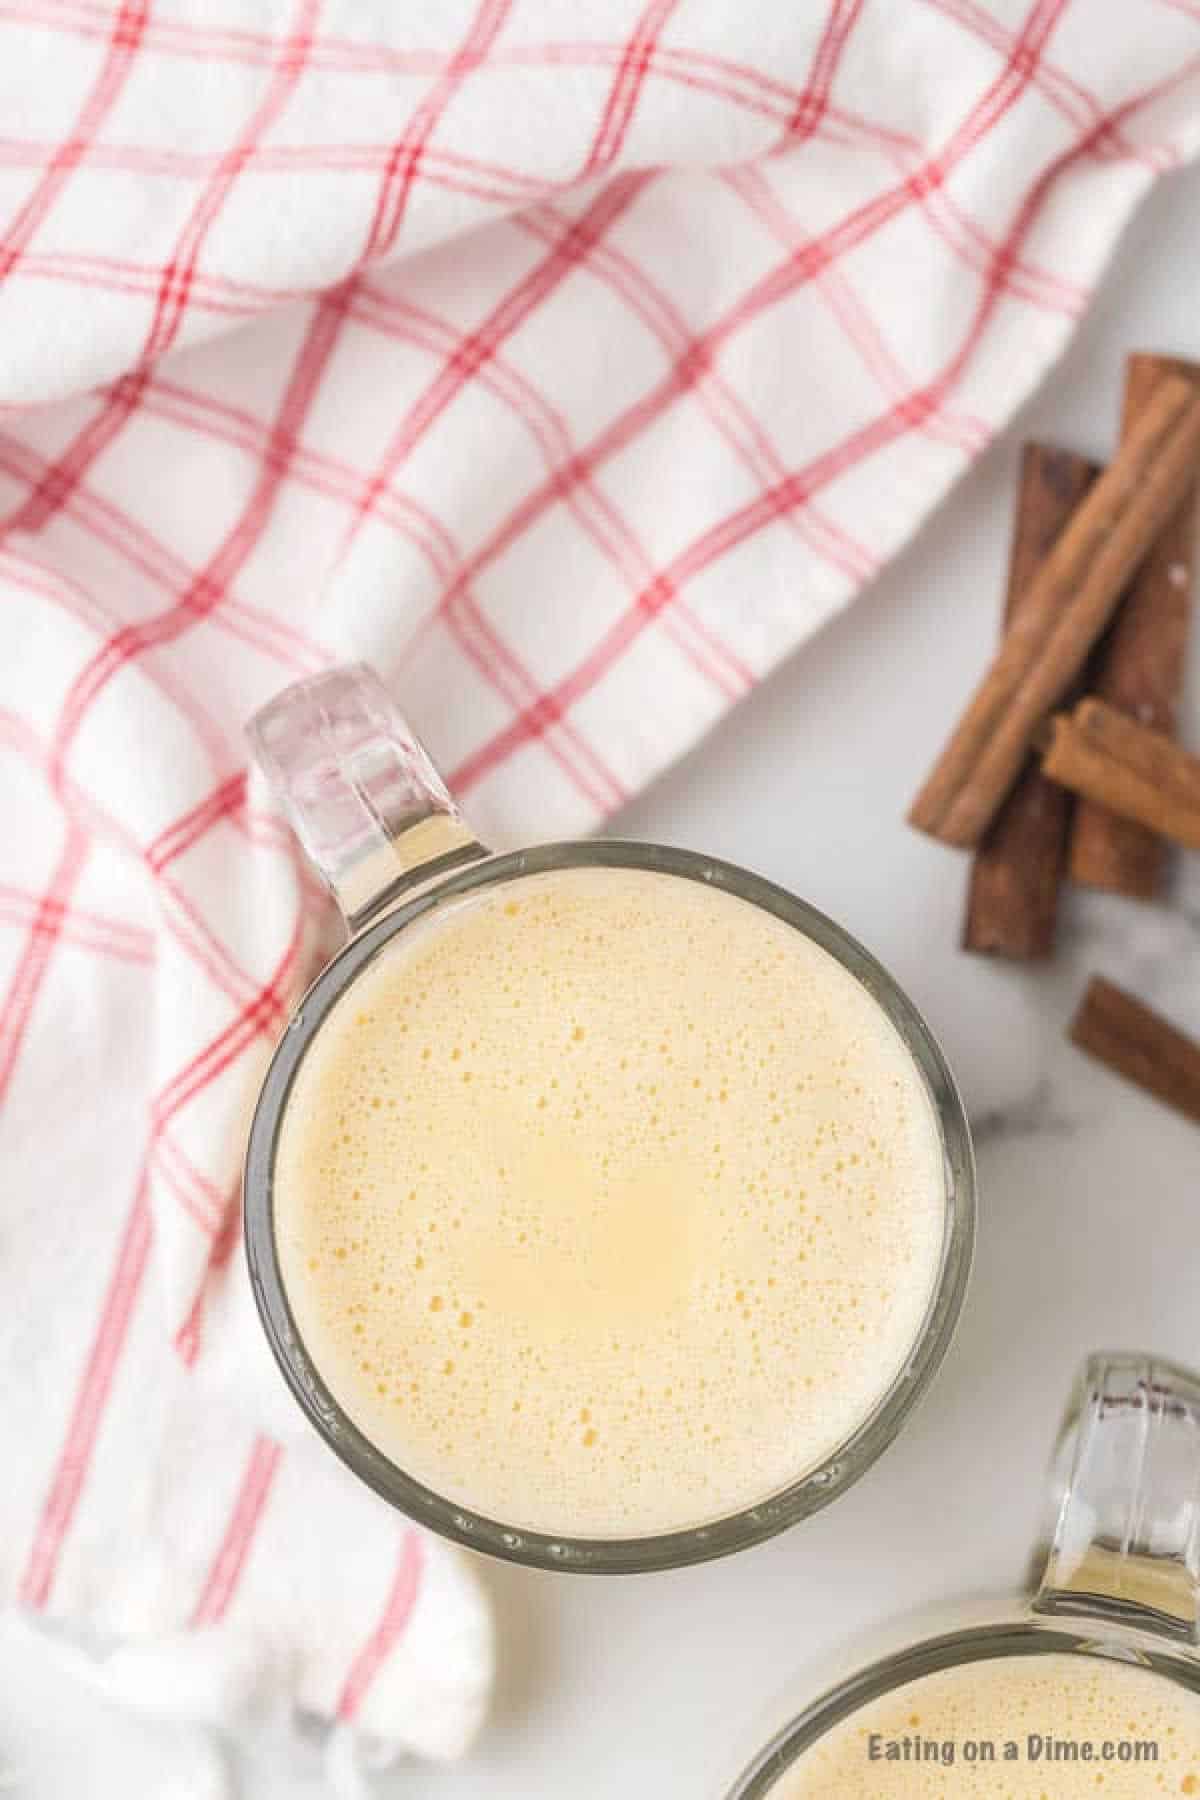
[768,1652,1200,1796]
[274,866,946,1537]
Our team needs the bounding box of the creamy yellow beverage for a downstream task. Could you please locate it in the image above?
[770,1652,1200,1796]
[274,867,945,1537]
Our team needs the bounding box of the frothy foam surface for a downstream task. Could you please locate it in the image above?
[769,1651,1200,1796]
[274,867,946,1538]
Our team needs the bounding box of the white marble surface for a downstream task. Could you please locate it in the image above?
[6,161,1200,1800]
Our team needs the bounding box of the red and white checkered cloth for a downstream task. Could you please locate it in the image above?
[3,0,1200,1789]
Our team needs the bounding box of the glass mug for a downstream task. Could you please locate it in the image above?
[725,1351,1200,1795]
[242,663,975,1573]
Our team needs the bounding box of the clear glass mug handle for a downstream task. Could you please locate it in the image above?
[247,664,488,933]
[1035,1352,1200,1645]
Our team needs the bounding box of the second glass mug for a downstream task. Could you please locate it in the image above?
[724,1351,1200,1796]
[242,662,975,1573]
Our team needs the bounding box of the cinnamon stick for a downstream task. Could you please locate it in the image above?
[1042,697,1200,851]
[909,375,1200,848]
[963,444,1099,957]
[1069,353,1199,897]
[1070,975,1200,1125]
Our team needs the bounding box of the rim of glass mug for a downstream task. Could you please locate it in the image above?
[724,1350,1200,1793]
[242,666,976,1574]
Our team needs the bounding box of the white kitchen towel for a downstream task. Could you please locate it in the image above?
[2,0,1200,1789]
